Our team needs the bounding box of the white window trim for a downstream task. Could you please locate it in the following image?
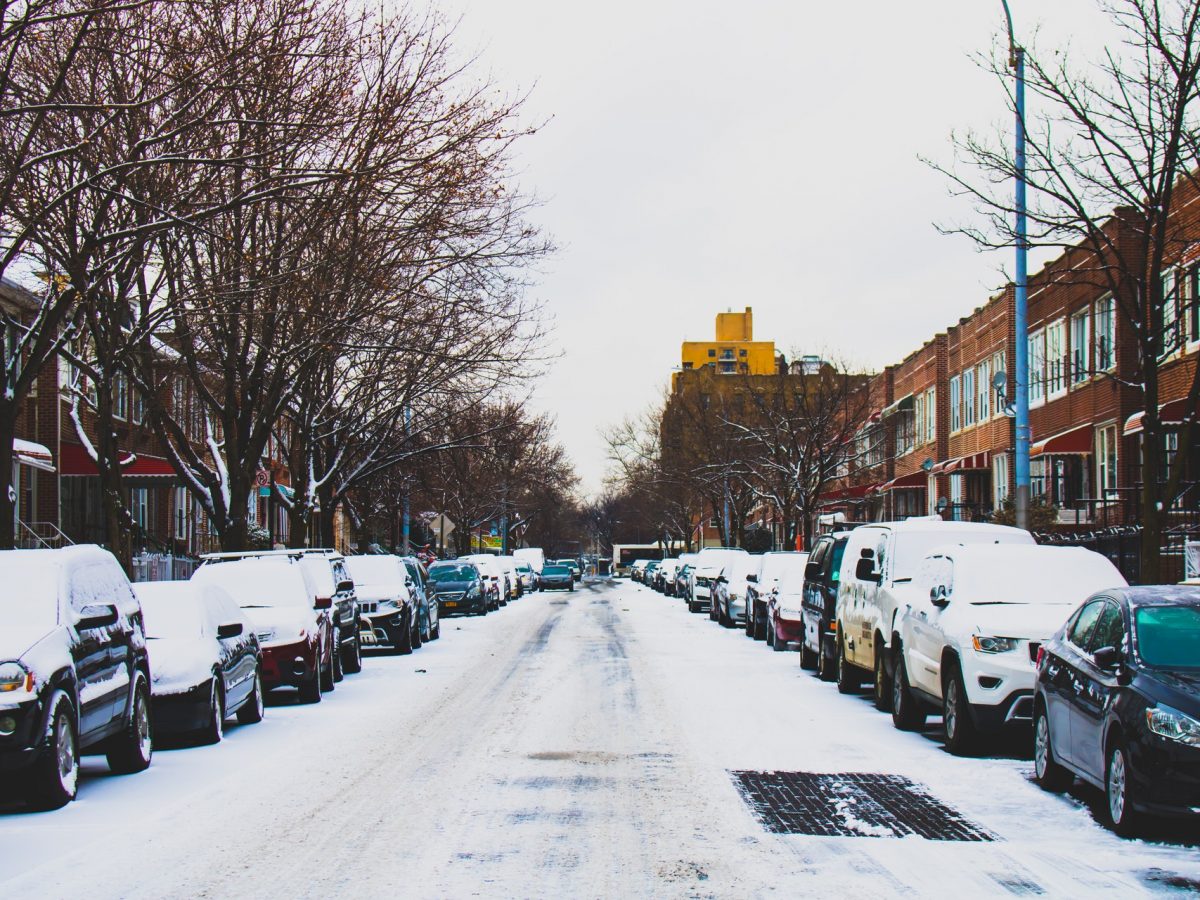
[1046,318,1068,401]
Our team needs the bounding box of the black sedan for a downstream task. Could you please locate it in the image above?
[540,564,575,591]
[136,581,264,744]
[428,562,488,616]
[1033,585,1200,835]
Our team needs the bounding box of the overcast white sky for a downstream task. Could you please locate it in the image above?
[434,0,1108,496]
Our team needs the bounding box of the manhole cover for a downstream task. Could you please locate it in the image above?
[731,771,994,841]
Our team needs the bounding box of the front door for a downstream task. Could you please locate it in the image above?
[1069,599,1125,781]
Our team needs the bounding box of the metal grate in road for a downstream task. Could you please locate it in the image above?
[731,770,995,841]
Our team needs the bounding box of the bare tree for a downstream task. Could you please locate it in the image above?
[935,0,1200,579]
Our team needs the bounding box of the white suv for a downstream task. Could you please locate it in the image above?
[835,518,1033,708]
[687,547,750,614]
[890,544,1126,754]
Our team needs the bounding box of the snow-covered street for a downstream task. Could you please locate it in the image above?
[2,577,1199,898]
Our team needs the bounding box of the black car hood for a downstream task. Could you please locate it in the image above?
[432,581,475,593]
[1136,668,1200,715]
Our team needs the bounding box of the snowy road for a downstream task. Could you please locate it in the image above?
[2,577,1200,898]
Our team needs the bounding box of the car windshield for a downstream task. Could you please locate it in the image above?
[430,565,476,583]
[1135,605,1200,669]
[544,565,570,576]
[0,557,59,628]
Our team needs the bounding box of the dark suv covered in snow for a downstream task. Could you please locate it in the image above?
[0,546,154,809]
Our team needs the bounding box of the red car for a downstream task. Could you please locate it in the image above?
[192,557,335,702]
[767,565,808,652]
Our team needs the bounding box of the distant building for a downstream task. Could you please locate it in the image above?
[677,307,777,382]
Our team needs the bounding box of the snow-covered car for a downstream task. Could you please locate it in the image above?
[745,551,808,641]
[800,533,848,679]
[135,581,264,744]
[465,555,506,608]
[766,554,811,650]
[891,544,1126,755]
[345,555,420,652]
[629,560,651,583]
[495,555,523,599]
[513,547,545,577]
[656,559,682,594]
[687,547,750,614]
[0,546,153,809]
[710,554,761,627]
[835,518,1034,707]
[515,562,537,592]
[192,557,334,703]
[428,561,489,615]
[397,555,439,644]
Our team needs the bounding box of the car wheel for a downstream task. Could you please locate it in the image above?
[1106,738,1142,837]
[836,635,860,695]
[771,621,787,652]
[411,612,423,650]
[744,604,755,637]
[800,641,818,670]
[27,692,78,810]
[817,643,836,682]
[197,676,225,745]
[1033,704,1070,792]
[331,633,344,684]
[237,668,266,725]
[430,616,441,640]
[687,596,698,613]
[569,584,575,592]
[942,662,978,756]
[342,630,363,674]
[298,656,323,703]
[754,607,767,641]
[321,638,336,692]
[891,654,926,731]
[107,673,153,774]
[709,599,718,622]
[873,644,892,712]
[399,611,415,653]
[419,610,431,644]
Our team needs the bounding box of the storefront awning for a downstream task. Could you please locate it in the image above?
[1031,424,1093,456]
[881,394,914,418]
[879,471,927,491]
[930,451,990,475]
[818,483,879,506]
[60,442,177,477]
[1123,399,1193,436]
[14,438,54,472]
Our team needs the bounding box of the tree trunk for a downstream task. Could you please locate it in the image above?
[1140,424,1162,585]
[0,410,16,549]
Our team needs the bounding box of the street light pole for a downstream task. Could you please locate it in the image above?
[1001,0,1030,531]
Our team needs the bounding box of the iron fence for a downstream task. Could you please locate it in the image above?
[130,552,198,583]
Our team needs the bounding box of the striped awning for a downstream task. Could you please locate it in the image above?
[930,451,989,475]
[1031,424,1093,456]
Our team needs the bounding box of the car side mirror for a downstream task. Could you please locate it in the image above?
[336,579,354,594]
[930,585,950,609]
[855,558,880,583]
[217,622,243,639]
[1093,645,1123,670]
[746,573,758,583]
[314,596,333,610]
[76,604,119,630]
[804,562,819,580]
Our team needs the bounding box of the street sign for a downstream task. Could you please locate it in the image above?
[429,514,456,536]
[258,486,271,497]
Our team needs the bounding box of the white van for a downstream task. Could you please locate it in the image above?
[834,517,1034,705]
[513,547,545,574]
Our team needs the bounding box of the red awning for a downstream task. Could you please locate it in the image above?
[1031,424,1093,457]
[1123,399,1192,436]
[930,451,990,475]
[818,483,879,506]
[879,471,928,491]
[59,443,177,477]
[14,439,54,472]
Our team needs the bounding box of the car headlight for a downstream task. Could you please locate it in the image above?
[1146,704,1200,747]
[0,661,33,693]
[972,636,1017,653]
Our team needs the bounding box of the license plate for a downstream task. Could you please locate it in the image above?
[443,601,458,608]
[360,630,378,645]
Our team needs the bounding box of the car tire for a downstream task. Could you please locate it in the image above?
[107,673,153,775]
[411,612,423,650]
[298,660,322,703]
[1105,737,1142,837]
[800,642,818,670]
[342,630,363,674]
[569,584,575,592]
[873,644,892,712]
[321,638,336,692]
[27,692,78,810]
[237,668,265,725]
[198,677,225,745]
[399,611,415,652]
[817,643,836,682]
[331,633,344,684]
[1033,704,1070,792]
[430,617,441,640]
[754,607,767,641]
[419,610,431,644]
[942,662,978,756]
[744,604,755,637]
[687,597,698,613]
[891,654,925,731]
[836,635,860,694]
[771,622,787,652]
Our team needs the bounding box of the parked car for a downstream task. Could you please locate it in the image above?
[629,559,651,583]
[711,553,761,627]
[643,560,661,589]
[674,563,695,601]
[540,564,575,591]
[765,554,811,650]
[835,518,1034,707]
[428,561,489,615]
[655,559,680,594]
[1033,585,1200,835]
[557,558,582,582]
[800,534,848,679]
[515,562,537,592]
[465,555,507,608]
[345,555,420,652]
[192,556,334,702]
[513,547,545,578]
[495,555,523,599]
[397,555,440,643]
[890,545,1126,754]
[688,547,750,614]
[0,546,153,809]
[744,551,808,640]
[135,581,264,744]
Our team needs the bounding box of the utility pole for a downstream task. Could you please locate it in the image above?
[401,405,412,553]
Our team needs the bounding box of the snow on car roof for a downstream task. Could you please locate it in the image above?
[929,544,1127,601]
[135,581,207,639]
[345,555,405,587]
[860,517,1031,538]
[192,556,312,608]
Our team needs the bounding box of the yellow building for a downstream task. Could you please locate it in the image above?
[678,307,777,379]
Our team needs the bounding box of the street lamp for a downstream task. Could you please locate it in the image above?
[1000,0,1031,531]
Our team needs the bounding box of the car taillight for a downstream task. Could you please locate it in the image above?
[1035,645,1045,667]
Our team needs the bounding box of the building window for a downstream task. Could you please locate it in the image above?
[963,368,976,427]
[707,348,716,358]
[924,387,936,442]
[1030,456,1047,500]
[949,474,964,521]
[1028,328,1046,404]
[1187,265,1200,344]
[113,371,128,421]
[913,392,924,447]
[738,348,747,357]
[949,376,961,432]
[894,411,914,458]
[1046,319,1066,397]
[976,359,990,421]
[1162,269,1179,356]
[1071,308,1090,383]
[174,486,190,540]
[1096,425,1118,498]
[1094,295,1115,371]
[992,453,1009,509]
[130,487,149,532]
